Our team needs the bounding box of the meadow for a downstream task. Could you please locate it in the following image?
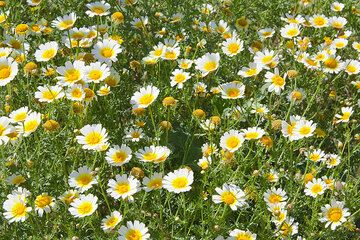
[0,0,359,239]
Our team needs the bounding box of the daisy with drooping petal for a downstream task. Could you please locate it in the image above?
[142,172,163,192]
[319,200,350,230]
[219,81,245,99]
[242,127,266,140]
[68,194,98,218]
[34,193,55,217]
[221,36,244,56]
[52,12,77,30]
[281,115,304,141]
[69,166,98,193]
[84,62,110,83]
[335,107,353,123]
[6,174,26,186]
[118,220,150,240]
[305,178,327,198]
[97,84,111,96]
[35,42,58,62]
[237,62,262,78]
[3,194,32,223]
[220,130,244,152]
[22,112,41,137]
[105,144,132,166]
[265,68,286,94]
[101,211,122,232]
[92,39,122,63]
[56,60,86,86]
[34,85,64,103]
[170,69,191,89]
[86,1,111,17]
[107,174,140,200]
[66,84,86,101]
[60,190,79,205]
[264,187,288,207]
[229,229,257,240]
[258,28,275,40]
[163,168,193,193]
[130,85,159,109]
[76,124,109,151]
[195,52,220,77]
[254,49,278,69]
[212,183,247,211]
[0,57,18,87]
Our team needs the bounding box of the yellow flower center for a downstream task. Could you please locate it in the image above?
[226,88,240,98]
[138,93,154,106]
[42,49,56,60]
[327,207,342,222]
[85,131,102,145]
[235,233,252,240]
[35,195,52,208]
[171,177,188,189]
[65,69,81,83]
[100,47,114,58]
[245,132,259,139]
[12,175,25,185]
[105,216,119,228]
[77,201,93,215]
[203,61,217,72]
[341,112,351,120]
[311,184,323,194]
[346,65,356,73]
[164,50,176,60]
[174,74,186,83]
[14,112,27,122]
[11,202,26,218]
[125,229,142,240]
[245,68,257,76]
[272,75,285,86]
[113,151,127,163]
[286,28,299,37]
[143,152,157,161]
[228,43,240,54]
[71,88,83,99]
[59,19,74,29]
[115,182,130,194]
[42,90,57,101]
[226,136,240,149]
[24,120,39,132]
[314,17,326,26]
[221,191,236,205]
[269,194,282,203]
[148,178,162,189]
[76,173,93,186]
[299,126,311,135]
[0,65,11,79]
[91,6,105,14]
[262,55,273,64]
[154,49,163,57]
[291,91,302,100]
[88,69,102,81]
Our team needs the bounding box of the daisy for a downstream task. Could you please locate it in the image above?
[149,43,165,59]
[326,154,341,168]
[254,49,278,69]
[195,52,220,77]
[219,81,245,99]
[0,10,9,24]
[287,88,306,103]
[332,37,348,49]
[281,14,305,25]
[258,28,275,40]
[163,168,194,193]
[329,16,347,29]
[344,60,360,75]
[142,172,163,192]
[6,174,26,185]
[220,130,244,152]
[229,229,257,240]
[237,62,262,78]
[34,193,55,217]
[22,112,41,137]
[68,194,98,218]
[331,2,344,11]
[9,107,30,123]
[131,16,149,30]
[0,57,18,86]
[3,194,32,223]
[201,142,218,157]
[323,55,345,73]
[221,36,244,56]
[162,46,181,61]
[293,119,316,139]
[309,15,328,28]
[305,178,327,198]
[118,220,150,240]
[212,183,247,211]
[101,211,122,232]
[353,42,360,52]
[305,149,326,163]
[264,68,286,94]
[124,127,143,142]
[197,156,212,170]
[177,59,193,69]
[34,42,58,62]
[76,124,109,151]
[69,166,98,193]
[242,127,266,140]
[59,190,79,205]
[280,24,301,39]
[52,12,77,30]
[277,217,298,238]
[84,62,110,83]
[320,200,350,230]
[251,103,269,115]
[266,169,279,183]
[34,85,64,103]
[264,187,288,207]
[135,145,170,163]
[97,85,111,96]
[170,69,191,89]
[107,174,140,200]
[335,107,353,123]
[105,144,132,166]
[86,1,111,17]
[56,60,86,86]
[92,39,122,63]
[130,85,160,109]
[0,47,12,58]
[66,84,85,101]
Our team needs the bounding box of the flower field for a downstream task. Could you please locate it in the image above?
[0,0,359,239]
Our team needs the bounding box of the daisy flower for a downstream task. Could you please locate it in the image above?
[3,194,32,223]
[0,47,12,58]
[220,130,245,152]
[76,124,109,151]
[118,220,150,240]
[86,1,111,17]
[107,174,140,200]
[97,85,111,96]
[280,24,301,39]
[170,69,191,89]
[197,156,212,170]
[34,193,55,217]
[305,149,326,163]
[105,144,132,166]
[66,84,85,101]
[266,169,279,183]
[6,174,26,185]
[92,39,122,63]
[142,172,163,192]
[258,28,275,39]
[68,194,98,218]
[84,62,110,83]
[237,62,262,78]
[131,16,149,30]
[124,127,143,142]
[135,145,170,163]
[326,154,341,168]
[130,85,159,109]
[229,229,257,240]
[212,183,247,211]
[219,81,245,99]
[264,187,288,207]
[254,49,278,69]
[177,59,193,70]
[9,106,31,123]
[101,211,122,232]
[277,217,298,238]
[22,112,41,137]
[34,41,58,62]
[251,103,269,115]
[264,68,286,94]
[52,12,77,30]
[319,200,350,230]
[60,190,79,205]
[194,52,220,77]
[331,2,344,11]
[34,85,64,103]
[162,46,181,61]
[242,127,266,140]
[309,15,328,28]
[221,36,244,56]
[293,119,316,139]
[68,166,98,193]
[335,107,353,123]
[0,57,18,87]
[305,178,327,198]
[329,16,347,29]
[163,168,194,193]
[287,88,306,103]
[56,60,86,86]
[344,60,360,75]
